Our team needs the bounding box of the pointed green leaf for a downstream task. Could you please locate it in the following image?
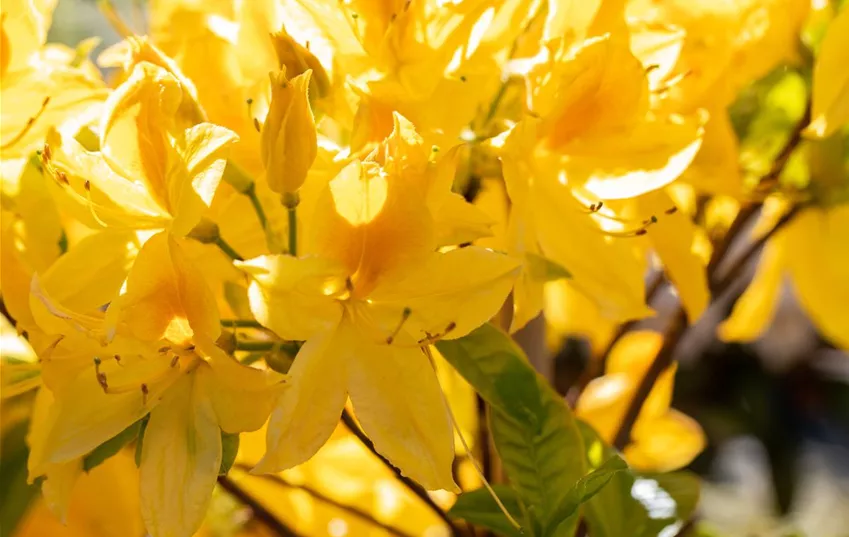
[83,418,142,472]
[448,484,524,537]
[219,432,240,475]
[437,323,586,534]
[547,455,629,534]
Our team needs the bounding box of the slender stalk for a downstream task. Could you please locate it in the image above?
[221,319,264,329]
[245,183,269,231]
[233,340,300,355]
[235,466,418,537]
[214,236,245,261]
[340,410,462,536]
[97,0,133,38]
[287,206,297,256]
[217,475,302,537]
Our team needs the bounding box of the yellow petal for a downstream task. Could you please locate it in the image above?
[169,122,238,236]
[37,351,181,468]
[625,410,706,472]
[309,158,435,295]
[41,460,82,523]
[532,178,652,322]
[140,370,222,537]
[261,69,317,194]
[348,329,457,491]
[638,190,709,322]
[367,247,519,344]
[574,114,704,200]
[783,206,849,349]
[719,240,784,342]
[108,232,220,344]
[254,325,348,474]
[33,231,139,334]
[99,62,182,212]
[0,315,41,398]
[198,340,287,434]
[806,6,849,138]
[240,254,345,341]
[43,129,171,230]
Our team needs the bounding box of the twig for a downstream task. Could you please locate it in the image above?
[612,308,688,450]
[340,410,462,536]
[609,98,812,451]
[217,475,303,537]
[235,466,418,537]
[710,204,804,296]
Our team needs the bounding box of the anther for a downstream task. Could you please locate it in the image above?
[665,206,678,215]
[170,355,179,368]
[253,117,261,132]
[635,228,648,236]
[460,75,467,82]
[386,307,412,345]
[83,180,91,191]
[141,383,149,405]
[158,346,170,353]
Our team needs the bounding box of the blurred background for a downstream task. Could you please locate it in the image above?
[6,1,849,536]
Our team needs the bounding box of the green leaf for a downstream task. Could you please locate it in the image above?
[547,455,628,534]
[526,252,572,282]
[134,414,151,468]
[219,432,240,475]
[83,419,142,472]
[437,323,586,534]
[578,420,701,537]
[0,419,40,536]
[448,484,523,537]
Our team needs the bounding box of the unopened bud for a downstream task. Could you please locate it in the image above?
[270,29,330,100]
[261,68,317,195]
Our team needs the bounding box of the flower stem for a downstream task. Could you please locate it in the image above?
[244,183,268,232]
[213,236,244,261]
[287,206,297,256]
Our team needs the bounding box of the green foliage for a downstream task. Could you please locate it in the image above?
[134,414,151,468]
[438,323,586,536]
[439,324,702,537]
[580,423,701,537]
[0,419,40,537]
[448,484,524,537]
[83,419,143,472]
[219,432,240,476]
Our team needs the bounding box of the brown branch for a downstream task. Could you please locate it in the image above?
[612,308,688,450]
[608,97,812,452]
[340,410,463,536]
[710,204,804,296]
[235,466,418,537]
[217,475,303,537]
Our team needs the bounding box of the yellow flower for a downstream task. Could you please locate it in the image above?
[806,5,849,138]
[261,68,317,195]
[243,116,519,490]
[722,203,849,350]
[42,62,237,236]
[270,28,330,100]
[27,231,285,537]
[576,331,706,472]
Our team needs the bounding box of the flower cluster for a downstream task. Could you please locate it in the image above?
[1,1,847,536]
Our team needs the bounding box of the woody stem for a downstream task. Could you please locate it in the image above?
[610,102,811,452]
[340,410,463,536]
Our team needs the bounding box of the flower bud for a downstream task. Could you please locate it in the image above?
[270,29,330,100]
[261,68,317,194]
